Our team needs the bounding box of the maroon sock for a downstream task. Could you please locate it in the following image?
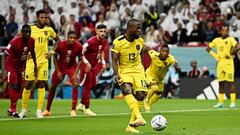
[71,87,78,110]
[81,87,91,109]
[46,88,56,111]
[9,88,20,113]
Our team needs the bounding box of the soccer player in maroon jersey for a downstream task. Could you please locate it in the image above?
[42,31,84,117]
[76,24,109,116]
[1,24,37,118]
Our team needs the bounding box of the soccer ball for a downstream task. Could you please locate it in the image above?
[151,115,167,131]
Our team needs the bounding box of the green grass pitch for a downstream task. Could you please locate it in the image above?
[0,99,240,135]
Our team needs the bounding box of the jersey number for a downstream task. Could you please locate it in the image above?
[38,37,43,43]
[141,80,147,87]
[129,53,136,61]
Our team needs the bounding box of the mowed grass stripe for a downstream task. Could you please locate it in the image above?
[0,107,238,121]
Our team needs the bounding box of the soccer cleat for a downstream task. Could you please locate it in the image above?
[7,109,13,117]
[125,125,140,133]
[84,109,96,116]
[144,99,151,113]
[76,103,86,112]
[129,117,146,127]
[12,112,20,119]
[70,110,77,117]
[36,110,43,118]
[213,103,224,108]
[19,109,27,119]
[42,110,51,116]
[230,103,236,108]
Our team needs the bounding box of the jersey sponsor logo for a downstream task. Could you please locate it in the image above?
[136,44,140,50]
[99,45,102,50]
[66,50,72,63]
[23,47,28,52]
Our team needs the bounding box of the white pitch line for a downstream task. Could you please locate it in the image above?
[0,108,238,122]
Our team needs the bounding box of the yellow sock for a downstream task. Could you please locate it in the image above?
[22,88,31,110]
[129,101,143,123]
[124,94,142,119]
[149,94,160,106]
[218,93,224,104]
[129,112,136,122]
[137,101,143,111]
[37,87,45,110]
[146,89,155,101]
[230,93,236,103]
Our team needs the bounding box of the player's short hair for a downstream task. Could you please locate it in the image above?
[96,24,107,29]
[67,31,76,36]
[36,9,48,17]
[161,45,169,50]
[21,24,31,33]
[222,25,229,30]
[127,19,140,29]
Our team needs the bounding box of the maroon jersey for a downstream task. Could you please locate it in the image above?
[5,36,35,72]
[55,40,82,71]
[84,36,108,68]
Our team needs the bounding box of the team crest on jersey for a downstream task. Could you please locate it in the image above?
[99,45,102,50]
[225,41,228,44]
[136,44,140,50]
[67,50,71,55]
[23,47,28,52]
[44,31,48,36]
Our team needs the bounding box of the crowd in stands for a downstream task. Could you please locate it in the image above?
[1,0,240,47]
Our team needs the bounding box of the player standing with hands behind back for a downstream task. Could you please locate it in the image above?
[207,25,240,108]
[19,9,60,118]
[1,24,37,118]
[112,19,149,133]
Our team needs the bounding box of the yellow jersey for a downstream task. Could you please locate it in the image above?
[28,24,56,64]
[146,50,176,82]
[112,35,145,74]
[209,36,237,63]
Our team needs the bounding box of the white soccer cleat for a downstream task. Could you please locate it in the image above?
[36,110,43,118]
[19,109,27,119]
[213,103,224,108]
[230,103,236,108]
[76,103,86,112]
[84,109,96,116]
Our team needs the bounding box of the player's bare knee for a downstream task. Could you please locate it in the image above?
[121,83,132,95]
[37,81,46,88]
[155,91,162,96]
[9,84,18,90]
[25,81,33,90]
[134,91,146,101]
[122,89,132,95]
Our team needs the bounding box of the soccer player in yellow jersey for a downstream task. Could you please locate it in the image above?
[207,25,240,108]
[144,45,176,112]
[19,9,60,118]
[112,19,149,133]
